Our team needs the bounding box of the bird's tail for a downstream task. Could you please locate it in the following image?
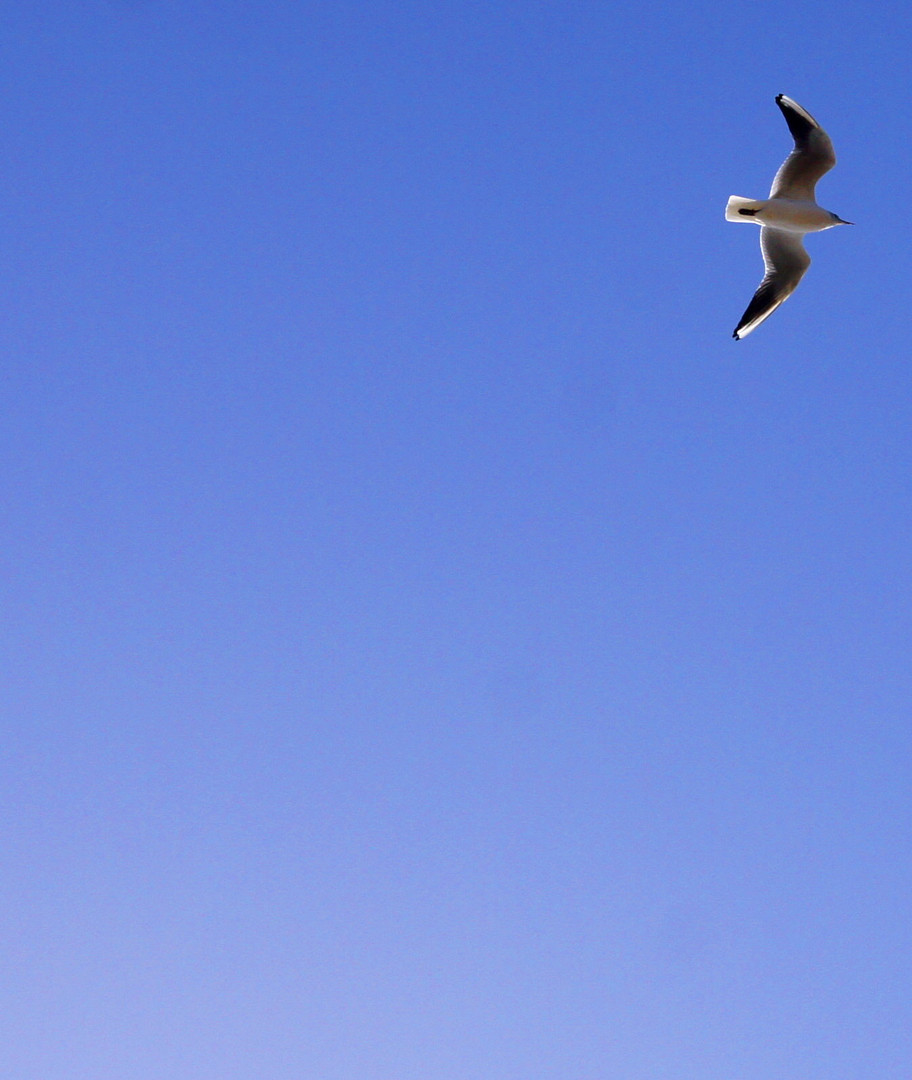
[725,196,765,222]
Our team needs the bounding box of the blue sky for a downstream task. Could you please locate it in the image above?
[2,2,911,1077]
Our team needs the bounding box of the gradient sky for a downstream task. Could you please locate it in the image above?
[2,2,911,1077]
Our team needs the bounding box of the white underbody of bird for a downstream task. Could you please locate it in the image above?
[726,95,852,340]
[726,196,846,234]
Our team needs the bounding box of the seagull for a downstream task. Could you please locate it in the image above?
[726,94,852,340]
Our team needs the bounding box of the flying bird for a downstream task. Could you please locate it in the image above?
[726,94,852,340]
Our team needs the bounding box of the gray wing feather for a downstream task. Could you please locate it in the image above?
[733,227,811,339]
[769,95,836,200]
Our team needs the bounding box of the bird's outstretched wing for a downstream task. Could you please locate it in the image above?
[733,226,811,339]
[769,94,836,200]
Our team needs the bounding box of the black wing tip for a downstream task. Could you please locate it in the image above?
[732,330,741,340]
[774,93,819,140]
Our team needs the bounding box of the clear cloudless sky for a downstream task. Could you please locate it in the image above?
[1,2,910,1077]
